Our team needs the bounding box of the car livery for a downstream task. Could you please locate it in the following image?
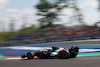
[21,46,79,59]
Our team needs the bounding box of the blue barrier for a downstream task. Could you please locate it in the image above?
[47,39,70,42]
[0,36,100,47]
[91,36,100,39]
[25,40,47,44]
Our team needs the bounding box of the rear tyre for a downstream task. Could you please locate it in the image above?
[60,51,69,59]
[27,52,34,59]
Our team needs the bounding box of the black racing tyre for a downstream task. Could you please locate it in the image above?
[21,54,25,58]
[27,52,34,59]
[60,51,69,59]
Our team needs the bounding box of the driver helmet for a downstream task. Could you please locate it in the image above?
[52,45,54,48]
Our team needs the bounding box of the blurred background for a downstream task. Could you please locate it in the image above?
[0,0,100,46]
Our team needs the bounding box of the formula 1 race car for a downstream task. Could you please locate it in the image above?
[21,46,79,59]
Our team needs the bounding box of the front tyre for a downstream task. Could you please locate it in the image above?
[27,52,34,59]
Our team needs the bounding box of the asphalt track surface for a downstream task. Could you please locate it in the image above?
[0,40,100,67]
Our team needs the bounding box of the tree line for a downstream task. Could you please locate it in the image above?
[0,0,100,41]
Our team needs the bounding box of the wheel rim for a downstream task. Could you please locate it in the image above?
[27,52,33,59]
[62,51,69,58]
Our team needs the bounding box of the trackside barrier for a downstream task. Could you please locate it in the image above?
[3,42,26,46]
[91,36,100,39]
[47,39,70,42]
[25,40,47,44]
[0,36,100,47]
[70,37,91,40]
